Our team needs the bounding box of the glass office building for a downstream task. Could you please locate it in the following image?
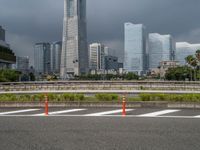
[148,33,174,70]
[175,42,200,65]
[16,56,29,73]
[124,23,147,75]
[61,0,88,78]
[50,41,62,74]
[34,43,51,75]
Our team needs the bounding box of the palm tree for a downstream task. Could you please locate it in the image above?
[185,55,197,81]
[195,50,200,80]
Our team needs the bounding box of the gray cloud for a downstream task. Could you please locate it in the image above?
[0,0,200,64]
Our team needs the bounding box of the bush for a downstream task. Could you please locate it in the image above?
[95,94,119,101]
[139,93,200,102]
[0,94,17,101]
[61,93,85,101]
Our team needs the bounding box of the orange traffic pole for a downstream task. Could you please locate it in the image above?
[45,94,48,116]
[122,95,126,116]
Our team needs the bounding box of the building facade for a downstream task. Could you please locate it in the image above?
[124,22,147,75]
[148,33,175,70]
[16,56,29,73]
[89,43,105,71]
[175,42,200,65]
[34,43,51,75]
[0,46,16,69]
[105,56,119,71]
[61,0,88,78]
[50,41,62,74]
[0,26,16,69]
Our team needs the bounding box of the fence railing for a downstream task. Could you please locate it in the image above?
[1,81,200,91]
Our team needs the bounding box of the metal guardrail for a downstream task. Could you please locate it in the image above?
[1,80,200,85]
[0,81,200,92]
[1,90,200,95]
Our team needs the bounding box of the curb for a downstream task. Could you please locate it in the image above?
[0,101,200,109]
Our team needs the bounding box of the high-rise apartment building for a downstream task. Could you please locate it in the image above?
[0,26,5,41]
[89,43,105,71]
[124,22,147,75]
[50,41,62,74]
[61,0,88,78]
[175,42,200,65]
[148,33,175,70]
[34,43,51,75]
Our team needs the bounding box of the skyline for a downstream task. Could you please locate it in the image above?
[1,0,200,65]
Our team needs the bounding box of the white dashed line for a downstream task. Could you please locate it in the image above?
[0,109,40,115]
[33,109,86,116]
[84,109,134,116]
[138,109,180,117]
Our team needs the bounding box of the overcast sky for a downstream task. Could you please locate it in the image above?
[0,0,200,65]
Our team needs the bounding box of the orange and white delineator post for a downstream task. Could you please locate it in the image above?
[122,95,126,116]
[45,94,49,116]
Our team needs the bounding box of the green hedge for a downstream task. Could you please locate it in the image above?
[0,93,200,102]
[95,94,119,101]
[0,94,85,102]
[139,93,200,102]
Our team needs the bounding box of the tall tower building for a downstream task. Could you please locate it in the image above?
[60,0,88,78]
[34,43,51,75]
[124,23,147,75]
[50,41,62,74]
[148,33,175,70]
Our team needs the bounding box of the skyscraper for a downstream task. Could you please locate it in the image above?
[61,0,88,78]
[89,43,105,71]
[50,41,62,74]
[175,42,200,65]
[148,33,175,70]
[34,43,51,75]
[124,23,147,75]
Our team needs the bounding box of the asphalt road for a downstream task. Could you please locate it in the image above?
[0,108,200,150]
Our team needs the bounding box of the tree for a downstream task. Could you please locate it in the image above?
[195,50,200,62]
[185,55,197,68]
[0,69,21,82]
[29,73,35,81]
[124,72,139,80]
[185,55,197,80]
[165,66,191,81]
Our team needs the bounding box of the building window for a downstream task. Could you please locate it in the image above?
[68,0,74,17]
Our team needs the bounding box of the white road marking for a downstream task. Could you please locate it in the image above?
[33,109,86,116]
[139,109,180,117]
[194,115,200,118]
[84,109,134,116]
[0,109,40,115]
